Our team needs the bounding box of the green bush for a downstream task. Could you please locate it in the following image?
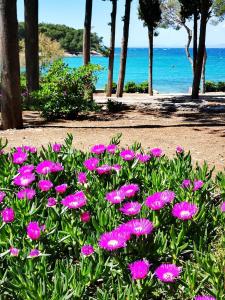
[205,81,225,92]
[124,81,137,93]
[106,99,125,112]
[105,82,117,94]
[217,81,225,92]
[32,60,101,120]
[137,81,149,93]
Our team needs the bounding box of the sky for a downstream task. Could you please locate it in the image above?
[17,0,225,48]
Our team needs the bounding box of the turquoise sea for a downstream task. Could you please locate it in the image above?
[64,48,225,93]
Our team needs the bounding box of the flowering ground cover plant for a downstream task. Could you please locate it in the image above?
[0,135,224,299]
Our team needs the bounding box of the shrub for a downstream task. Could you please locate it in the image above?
[0,135,224,299]
[124,81,137,93]
[137,81,149,93]
[217,81,225,92]
[106,99,125,112]
[205,81,225,92]
[32,60,101,120]
[105,82,117,94]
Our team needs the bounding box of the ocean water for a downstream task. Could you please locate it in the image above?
[64,48,225,93]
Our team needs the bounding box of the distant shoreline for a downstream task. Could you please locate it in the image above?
[64,50,103,58]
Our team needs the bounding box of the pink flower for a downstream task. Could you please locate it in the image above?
[26,221,41,240]
[10,247,19,256]
[106,190,125,204]
[120,149,135,161]
[36,160,63,175]
[1,208,15,223]
[51,162,64,173]
[12,151,27,164]
[84,157,99,171]
[145,193,165,211]
[160,190,175,204]
[195,296,216,300]
[176,146,184,154]
[96,165,112,175]
[129,259,150,280]
[23,146,37,153]
[81,245,94,256]
[28,249,40,258]
[120,184,139,198]
[0,191,6,203]
[47,197,57,207]
[106,144,117,154]
[124,219,154,236]
[17,188,36,200]
[80,211,91,223]
[55,183,67,194]
[220,202,225,212]
[112,164,122,172]
[99,231,127,251]
[136,153,151,163]
[52,143,62,152]
[155,264,181,282]
[119,202,142,216]
[181,179,191,188]
[77,172,87,184]
[38,180,53,192]
[172,201,198,220]
[193,180,204,191]
[91,144,106,155]
[61,191,87,209]
[150,148,162,157]
[13,173,35,187]
[18,165,34,174]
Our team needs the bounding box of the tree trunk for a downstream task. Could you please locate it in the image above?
[148,27,153,96]
[183,23,193,68]
[116,0,132,98]
[83,0,93,65]
[192,1,209,99]
[193,12,198,73]
[0,0,23,129]
[106,0,117,97]
[24,0,39,96]
[201,48,207,94]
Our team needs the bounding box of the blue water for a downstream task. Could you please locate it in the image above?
[64,48,225,93]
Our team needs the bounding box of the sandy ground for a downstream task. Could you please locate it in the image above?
[0,98,225,172]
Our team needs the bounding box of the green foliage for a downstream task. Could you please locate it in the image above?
[105,82,117,94]
[124,81,137,93]
[137,81,149,93]
[138,0,162,29]
[32,60,101,120]
[106,99,125,112]
[205,81,225,92]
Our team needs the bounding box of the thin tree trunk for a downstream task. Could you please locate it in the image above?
[0,0,23,129]
[83,0,93,65]
[192,1,209,99]
[24,0,39,96]
[201,48,207,94]
[193,12,198,73]
[148,26,153,96]
[106,0,117,97]
[116,0,132,98]
[183,23,193,67]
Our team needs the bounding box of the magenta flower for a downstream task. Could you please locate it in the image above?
[220,202,225,212]
[51,162,64,173]
[112,164,122,172]
[119,202,142,216]
[77,172,87,184]
[129,259,150,280]
[150,148,162,157]
[36,160,54,175]
[55,183,67,194]
[23,145,37,153]
[193,180,204,191]
[38,180,53,192]
[120,149,135,161]
[10,247,19,256]
[125,219,154,236]
[172,201,198,220]
[18,164,34,174]
[176,146,184,154]
[145,193,165,211]
[52,143,62,152]
[181,179,191,188]
[106,144,117,154]
[155,264,181,282]
[0,191,6,203]
[17,188,36,200]
[106,190,125,204]
[1,208,15,223]
[120,184,139,198]
[160,190,175,204]
[47,197,57,207]
[83,157,99,171]
[61,191,87,209]
[81,245,94,256]
[96,165,112,175]
[91,144,106,155]
[136,153,151,163]
[28,249,40,258]
[27,221,41,240]
[99,231,127,251]
[13,173,35,187]
[12,151,28,164]
[80,211,91,223]
[194,296,216,300]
